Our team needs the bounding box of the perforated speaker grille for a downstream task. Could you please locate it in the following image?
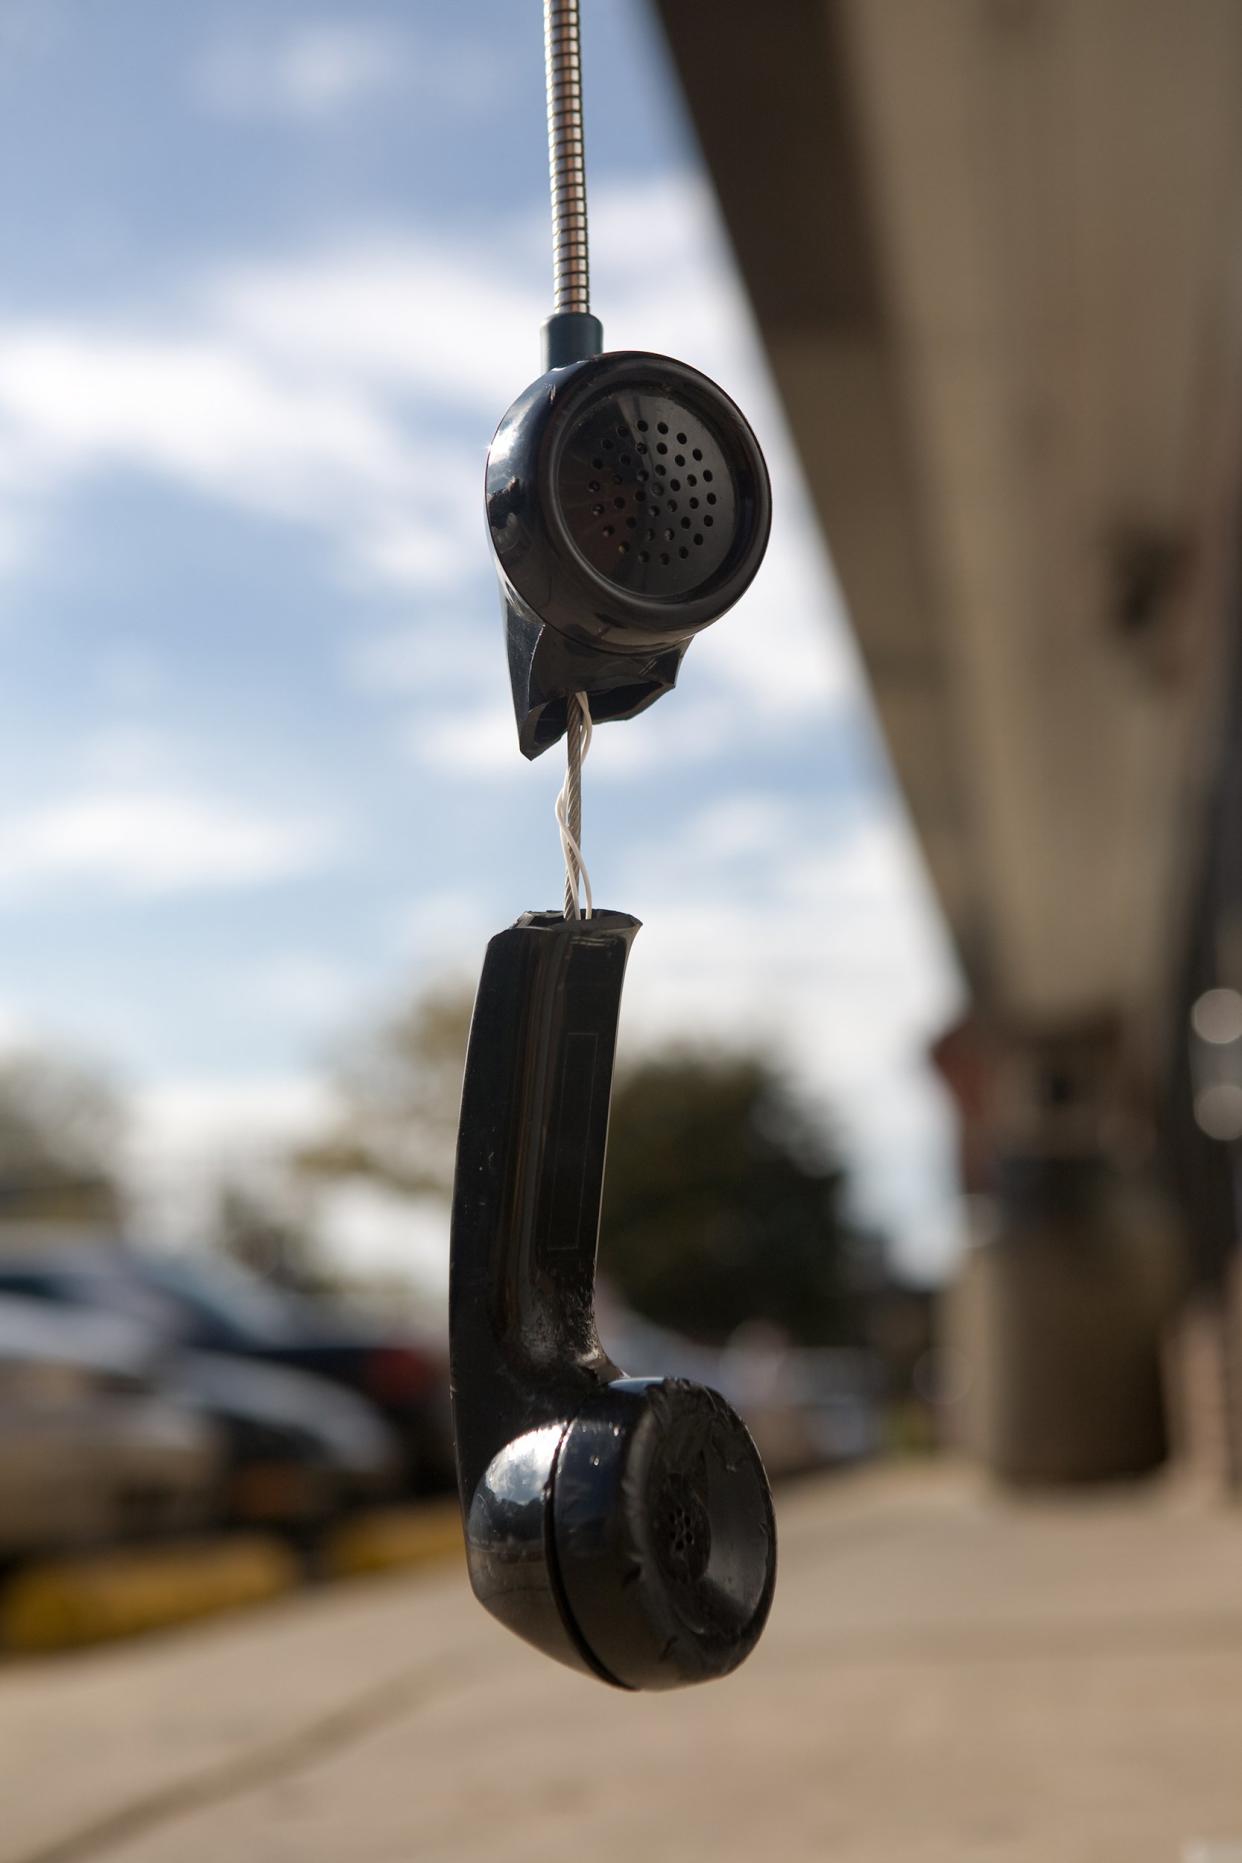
[557,391,738,597]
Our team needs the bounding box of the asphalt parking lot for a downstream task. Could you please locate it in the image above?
[3,1464,1242,1863]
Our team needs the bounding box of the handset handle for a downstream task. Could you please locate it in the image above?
[449,909,639,1505]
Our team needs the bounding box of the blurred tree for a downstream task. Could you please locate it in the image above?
[297,983,874,1346]
[0,1050,125,1228]
[295,987,474,1198]
[600,1051,877,1345]
[211,1181,324,1292]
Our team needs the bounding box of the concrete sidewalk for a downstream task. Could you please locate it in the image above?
[3,1464,1241,1863]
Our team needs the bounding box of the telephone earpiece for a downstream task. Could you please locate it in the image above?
[449,911,776,1688]
[488,345,771,758]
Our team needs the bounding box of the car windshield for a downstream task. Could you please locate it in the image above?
[136,1256,304,1345]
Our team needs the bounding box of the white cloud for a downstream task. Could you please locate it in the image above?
[396,887,494,980]
[196,20,502,124]
[93,647,166,708]
[677,794,796,861]
[232,953,367,1033]
[0,331,392,481]
[0,790,336,899]
[347,618,497,696]
[0,325,480,590]
[620,806,960,1068]
[0,506,27,579]
[585,696,741,778]
[132,1071,332,1151]
[126,1069,336,1247]
[0,169,869,704]
[410,698,524,777]
[212,236,544,414]
[305,1180,449,1306]
[407,688,743,782]
[0,1000,30,1047]
[198,22,409,121]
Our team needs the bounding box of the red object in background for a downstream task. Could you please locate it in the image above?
[930,1014,995,1192]
[363,1344,438,1405]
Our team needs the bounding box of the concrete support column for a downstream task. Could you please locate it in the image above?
[937,1015,1183,1485]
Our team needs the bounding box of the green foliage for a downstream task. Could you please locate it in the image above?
[0,1050,124,1226]
[601,1049,875,1346]
[297,983,875,1347]
[295,986,475,1198]
[211,1181,324,1292]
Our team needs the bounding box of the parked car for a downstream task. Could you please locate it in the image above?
[0,1295,221,1558]
[717,1342,884,1476]
[0,1239,451,1493]
[0,1252,404,1532]
[170,1349,402,1531]
[599,1294,883,1480]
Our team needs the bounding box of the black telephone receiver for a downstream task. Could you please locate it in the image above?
[449,910,776,1689]
[449,0,776,1687]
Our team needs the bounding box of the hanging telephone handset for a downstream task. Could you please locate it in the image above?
[450,0,776,1688]
[451,911,775,1689]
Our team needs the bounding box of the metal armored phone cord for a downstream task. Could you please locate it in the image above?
[544,0,594,919]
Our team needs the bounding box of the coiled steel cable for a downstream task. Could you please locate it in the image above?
[545,0,593,915]
[544,0,590,316]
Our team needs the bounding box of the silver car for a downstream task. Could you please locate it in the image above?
[0,1296,223,1557]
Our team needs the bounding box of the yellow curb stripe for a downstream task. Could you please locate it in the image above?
[0,1536,299,1654]
[0,1506,466,1656]
[322,1503,463,1580]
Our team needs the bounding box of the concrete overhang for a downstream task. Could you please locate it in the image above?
[656,0,1242,1031]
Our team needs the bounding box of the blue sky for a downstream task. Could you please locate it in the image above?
[0,1,962,1287]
